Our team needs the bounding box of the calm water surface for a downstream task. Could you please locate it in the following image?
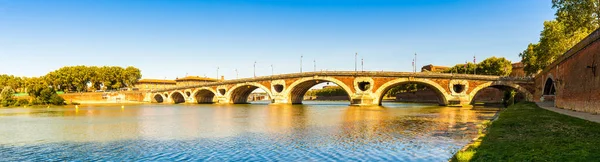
[0,101,499,161]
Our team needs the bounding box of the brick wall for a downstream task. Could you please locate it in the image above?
[535,28,600,114]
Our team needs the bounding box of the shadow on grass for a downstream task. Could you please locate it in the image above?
[452,102,600,162]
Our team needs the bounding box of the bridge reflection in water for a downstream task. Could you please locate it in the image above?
[0,102,499,161]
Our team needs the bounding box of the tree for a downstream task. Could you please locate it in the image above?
[520,0,599,75]
[552,0,600,32]
[123,66,142,88]
[476,57,513,76]
[0,86,15,107]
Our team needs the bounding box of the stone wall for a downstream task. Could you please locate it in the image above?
[395,89,440,103]
[535,28,600,114]
[395,88,504,103]
[60,92,145,104]
[472,87,503,103]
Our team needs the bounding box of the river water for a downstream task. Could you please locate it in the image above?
[0,101,498,161]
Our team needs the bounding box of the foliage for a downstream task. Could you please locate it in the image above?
[476,57,513,76]
[0,86,15,101]
[520,0,599,75]
[29,87,65,105]
[385,83,427,97]
[0,66,142,93]
[452,102,600,161]
[305,86,348,97]
[442,57,512,76]
[15,99,29,106]
[444,62,478,75]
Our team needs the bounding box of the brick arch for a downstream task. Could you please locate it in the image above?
[543,74,557,95]
[285,77,355,104]
[469,81,533,102]
[226,82,273,104]
[191,88,217,104]
[152,93,166,103]
[373,78,450,106]
[168,91,186,104]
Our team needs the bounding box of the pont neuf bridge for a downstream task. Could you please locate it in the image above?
[144,71,534,106]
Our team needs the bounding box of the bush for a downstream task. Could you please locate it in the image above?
[1,99,15,107]
[49,94,65,105]
[17,99,29,106]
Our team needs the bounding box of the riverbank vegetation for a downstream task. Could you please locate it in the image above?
[0,86,65,107]
[0,65,141,93]
[0,65,141,107]
[452,102,600,161]
[520,0,599,75]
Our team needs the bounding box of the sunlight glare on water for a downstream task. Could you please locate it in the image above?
[0,101,498,161]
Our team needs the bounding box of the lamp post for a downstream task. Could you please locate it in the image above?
[414,53,417,72]
[235,69,238,79]
[300,55,303,73]
[361,57,364,72]
[313,59,316,72]
[355,52,358,72]
[217,66,219,81]
[271,64,274,75]
[254,61,257,78]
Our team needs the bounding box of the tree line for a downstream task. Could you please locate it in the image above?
[520,0,599,75]
[0,66,141,93]
[0,66,142,107]
[441,57,513,76]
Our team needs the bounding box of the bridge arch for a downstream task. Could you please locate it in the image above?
[469,81,533,103]
[374,78,450,106]
[152,93,166,103]
[227,83,273,104]
[169,91,187,104]
[286,77,354,104]
[192,88,217,104]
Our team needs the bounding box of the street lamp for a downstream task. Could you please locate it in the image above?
[254,61,257,78]
[414,53,417,72]
[217,66,219,81]
[300,55,303,73]
[361,57,364,71]
[355,52,358,72]
[271,64,274,75]
[313,59,316,72]
[235,69,239,79]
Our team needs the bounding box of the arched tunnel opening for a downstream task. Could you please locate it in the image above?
[170,92,186,104]
[230,85,271,104]
[292,80,350,105]
[153,94,164,103]
[543,78,556,96]
[380,82,446,106]
[472,85,526,107]
[195,89,216,104]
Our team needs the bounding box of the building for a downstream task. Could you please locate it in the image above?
[134,79,177,91]
[175,76,219,87]
[509,62,526,77]
[421,64,450,73]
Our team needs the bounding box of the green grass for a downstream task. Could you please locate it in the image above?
[453,102,600,161]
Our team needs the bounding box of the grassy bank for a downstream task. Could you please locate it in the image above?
[453,102,600,161]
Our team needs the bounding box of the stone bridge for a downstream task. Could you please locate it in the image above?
[145,71,534,106]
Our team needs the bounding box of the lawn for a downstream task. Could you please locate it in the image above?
[453,102,600,161]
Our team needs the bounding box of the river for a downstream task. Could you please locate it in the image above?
[0,101,499,161]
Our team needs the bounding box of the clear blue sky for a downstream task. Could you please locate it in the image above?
[0,0,554,79]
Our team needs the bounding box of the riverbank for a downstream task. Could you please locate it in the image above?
[452,102,600,161]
